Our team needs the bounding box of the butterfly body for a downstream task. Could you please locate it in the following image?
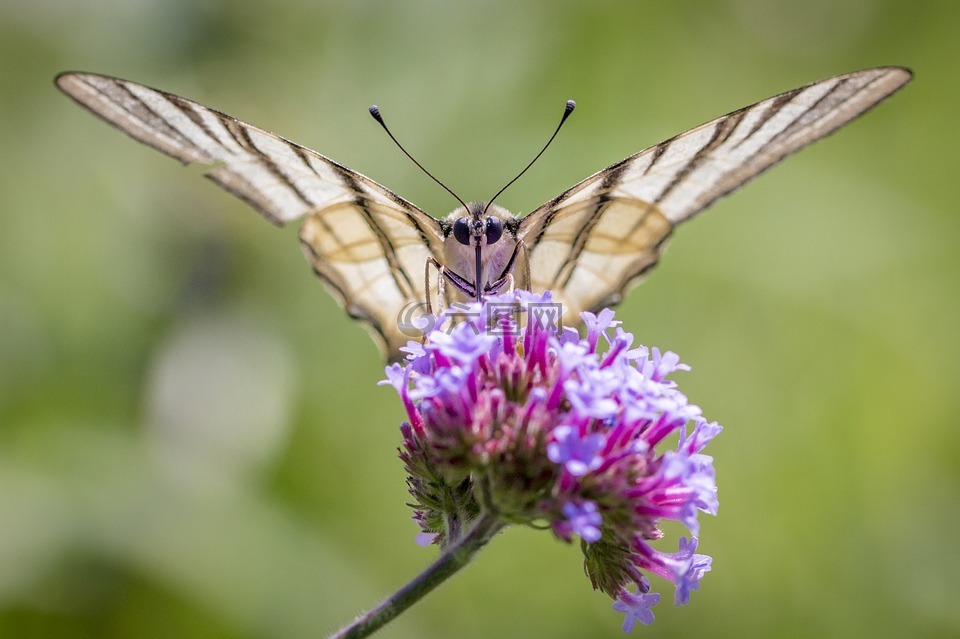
[56,67,911,361]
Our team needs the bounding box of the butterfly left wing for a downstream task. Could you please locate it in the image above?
[56,71,446,360]
[519,66,912,322]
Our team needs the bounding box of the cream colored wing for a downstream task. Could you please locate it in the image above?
[519,66,912,323]
[56,71,446,360]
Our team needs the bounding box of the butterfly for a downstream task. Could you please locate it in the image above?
[56,67,911,361]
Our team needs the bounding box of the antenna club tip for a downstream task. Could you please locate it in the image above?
[565,99,576,112]
[368,105,381,120]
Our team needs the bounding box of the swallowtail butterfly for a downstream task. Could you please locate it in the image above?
[56,67,911,360]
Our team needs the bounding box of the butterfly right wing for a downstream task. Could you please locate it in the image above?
[56,71,447,360]
[518,66,912,324]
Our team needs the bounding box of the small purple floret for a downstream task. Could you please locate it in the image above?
[557,500,603,543]
[414,531,438,547]
[613,589,660,632]
[547,425,604,476]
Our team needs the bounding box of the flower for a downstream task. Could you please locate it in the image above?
[557,500,603,543]
[383,290,721,632]
[612,589,660,632]
[547,425,604,476]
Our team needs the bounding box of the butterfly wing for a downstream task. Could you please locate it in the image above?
[56,72,446,360]
[519,66,912,323]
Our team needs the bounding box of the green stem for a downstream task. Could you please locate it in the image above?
[329,513,504,639]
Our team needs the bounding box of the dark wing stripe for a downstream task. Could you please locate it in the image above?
[116,86,200,155]
[99,80,211,162]
[329,165,417,295]
[651,109,747,206]
[231,125,317,208]
[173,99,248,155]
[370,194,438,264]
[643,138,671,175]
[599,157,632,192]
[556,200,616,289]
[295,150,444,261]
[360,177,437,246]
[170,98,214,137]
[741,78,849,162]
[127,84,238,161]
[370,178,441,257]
[554,198,606,286]
[293,148,441,258]
[292,144,323,178]
[520,158,631,251]
[549,157,634,285]
[287,145,430,265]
[356,201,417,296]
[395,202,440,253]
[732,88,802,150]
[762,77,856,147]
[729,84,825,158]
[528,207,563,249]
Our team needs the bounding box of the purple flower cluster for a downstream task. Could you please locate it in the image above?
[381,290,721,632]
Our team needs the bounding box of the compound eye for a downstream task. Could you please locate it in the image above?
[485,216,503,245]
[453,217,471,246]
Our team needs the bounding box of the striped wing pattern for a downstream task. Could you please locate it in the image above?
[57,67,910,360]
[56,72,446,359]
[519,66,912,320]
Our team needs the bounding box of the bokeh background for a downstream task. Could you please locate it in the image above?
[1,1,957,638]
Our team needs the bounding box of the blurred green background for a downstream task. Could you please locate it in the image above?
[1,1,957,637]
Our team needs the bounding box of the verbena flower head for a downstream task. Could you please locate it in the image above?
[381,290,721,632]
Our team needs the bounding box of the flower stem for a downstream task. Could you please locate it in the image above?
[329,513,504,639]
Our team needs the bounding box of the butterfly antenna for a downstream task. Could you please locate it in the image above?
[482,99,576,217]
[369,105,470,212]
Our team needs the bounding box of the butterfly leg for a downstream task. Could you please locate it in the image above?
[424,257,446,317]
[520,240,531,291]
[440,267,478,299]
[437,267,446,308]
[425,259,481,312]
[485,239,528,294]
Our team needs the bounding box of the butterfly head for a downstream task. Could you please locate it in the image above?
[443,203,519,302]
[451,203,504,250]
